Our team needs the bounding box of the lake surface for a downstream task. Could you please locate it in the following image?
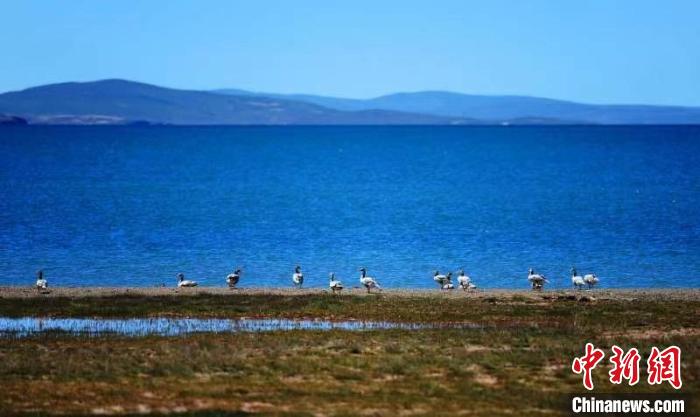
[1,126,698,288]
[0,317,435,337]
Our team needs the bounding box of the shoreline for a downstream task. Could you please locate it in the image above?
[1,285,698,300]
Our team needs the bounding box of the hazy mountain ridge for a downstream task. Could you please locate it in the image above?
[1,79,697,125]
[214,89,700,124]
[0,80,473,125]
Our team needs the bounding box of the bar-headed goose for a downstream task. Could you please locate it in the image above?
[527,268,548,290]
[433,270,449,287]
[457,269,476,291]
[442,274,455,290]
[359,267,380,293]
[227,268,242,288]
[35,270,48,292]
[584,273,599,289]
[571,267,585,290]
[177,273,198,287]
[329,272,343,294]
[292,265,304,288]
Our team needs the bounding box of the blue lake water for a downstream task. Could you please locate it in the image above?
[0,126,698,288]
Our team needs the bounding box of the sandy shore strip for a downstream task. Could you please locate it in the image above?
[0,286,698,301]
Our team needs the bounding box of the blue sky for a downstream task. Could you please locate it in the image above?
[2,0,699,105]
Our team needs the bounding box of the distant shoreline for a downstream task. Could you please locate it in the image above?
[3,123,700,127]
[1,286,698,300]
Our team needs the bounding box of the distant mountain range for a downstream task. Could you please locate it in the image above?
[0,80,470,125]
[0,79,698,125]
[214,89,700,125]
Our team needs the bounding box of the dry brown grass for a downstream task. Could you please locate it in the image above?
[0,290,697,416]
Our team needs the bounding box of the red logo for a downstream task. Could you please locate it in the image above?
[572,343,606,390]
[647,345,682,389]
[572,344,682,390]
[609,345,641,386]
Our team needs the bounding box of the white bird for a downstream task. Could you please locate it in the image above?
[227,268,242,288]
[571,267,585,290]
[359,267,380,293]
[177,273,198,287]
[35,270,48,292]
[442,272,455,290]
[292,265,304,288]
[433,270,449,287]
[457,269,476,291]
[527,268,548,290]
[584,273,599,289]
[329,272,343,294]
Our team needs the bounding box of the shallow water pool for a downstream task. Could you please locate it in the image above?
[0,317,474,337]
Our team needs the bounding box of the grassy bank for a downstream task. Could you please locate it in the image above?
[0,291,698,416]
[0,290,698,326]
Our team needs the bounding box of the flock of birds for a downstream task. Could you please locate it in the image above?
[34,266,600,293]
[432,270,477,291]
[202,265,380,293]
[527,267,599,290]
